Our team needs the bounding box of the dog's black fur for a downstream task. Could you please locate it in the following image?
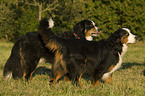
[38,18,137,86]
[3,18,100,80]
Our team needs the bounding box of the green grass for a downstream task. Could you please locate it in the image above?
[0,40,145,96]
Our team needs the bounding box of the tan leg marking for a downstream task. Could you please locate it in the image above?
[93,80,100,86]
[104,75,112,83]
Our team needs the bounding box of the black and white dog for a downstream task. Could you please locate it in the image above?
[3,18,101,80]
[38,18,138,86]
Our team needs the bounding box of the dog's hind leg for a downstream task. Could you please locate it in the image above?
[71,74,83,86]
[25,70,35,81]
[92,72,100,86]
[25,65,37,81]
[93,79,100,86]
[23,70,27,80]
[92,71,101,86]
[75,59,87,86]
[64,73,71,82]
[50,54,67,85]
[51,66,67,85]
[50,70,66,85]
[78,73,83,86]
[77,59,87,86]
[29,70,35,81]
[78,59,87,86]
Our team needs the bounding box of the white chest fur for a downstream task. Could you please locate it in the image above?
[101,52,122,81]
[121,44,128,57]
[101,44,128,81]
[86,36,93,41]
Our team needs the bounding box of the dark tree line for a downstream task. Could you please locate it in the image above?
[0,0,144,41]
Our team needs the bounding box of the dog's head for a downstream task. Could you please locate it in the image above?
[121,28,138,44]
[108,28,138,45]
[73,19,101,41]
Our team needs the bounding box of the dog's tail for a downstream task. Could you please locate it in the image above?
[38,17,55,41]
[3,58,13,81]
[38,17,62,52]
[3,70,12,81]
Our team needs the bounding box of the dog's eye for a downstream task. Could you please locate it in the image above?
[90,25,93,27]
[126,33,129,36]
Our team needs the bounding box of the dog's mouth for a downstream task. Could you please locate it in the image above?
[91,29,102,37]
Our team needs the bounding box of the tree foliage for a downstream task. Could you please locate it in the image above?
[0,1,16,41]
[0,0,144,41]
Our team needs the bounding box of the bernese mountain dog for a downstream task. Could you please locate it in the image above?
[3,18,101,81]
[38,18,138,86]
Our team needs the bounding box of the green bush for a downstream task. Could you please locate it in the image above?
[0,0,144,41]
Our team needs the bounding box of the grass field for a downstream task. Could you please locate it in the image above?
[0,40,145,96]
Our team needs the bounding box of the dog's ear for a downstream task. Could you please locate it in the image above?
[108,28,128,45]
[73,22,85,33]
[108,29,122,44]
[73,21,85,39]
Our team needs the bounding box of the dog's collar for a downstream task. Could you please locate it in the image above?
[73,33,80,39]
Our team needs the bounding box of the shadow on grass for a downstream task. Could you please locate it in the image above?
[32,66,52,78]
[143,70,145,76]
[32,66,91,82]
[121,62,145,76]
[32,63,145,81]
[121,62,144,69]
[143,63,145,76]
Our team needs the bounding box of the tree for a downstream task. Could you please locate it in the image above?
[25,0,59,21]
[0,1,16,41]
[119,0,145,40]
[53,0,96,34]
[93,0,145,40]
[0,0,144,41]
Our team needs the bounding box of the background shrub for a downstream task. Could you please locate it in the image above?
[0,0,144,41]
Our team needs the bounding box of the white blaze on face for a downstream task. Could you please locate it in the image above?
[91,20,98,31]
[122,28,136,43]
[91,20,95,26]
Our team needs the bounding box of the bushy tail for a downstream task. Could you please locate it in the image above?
[38,18,55,42]
[38,17,62,52]
[3,70,12,81]
[3,59,13,81]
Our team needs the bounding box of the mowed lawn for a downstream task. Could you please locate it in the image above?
[0,40,145,96]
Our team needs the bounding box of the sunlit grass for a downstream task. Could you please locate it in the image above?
[0,40,144,96]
